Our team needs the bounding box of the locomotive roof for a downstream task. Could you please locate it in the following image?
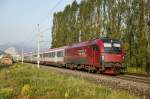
[68,37,121,48]
[101,37,120,43]
[69,38,100,48]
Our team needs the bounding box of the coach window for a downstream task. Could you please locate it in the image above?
[57,51,63,57]
[43,53,45,57]
[47,53,49,57]
[33,55,37,57]
[57,52,59,57]
[51,53,53,57]
[48,53,52,57]
[61,51,64,57]
[52,52,55,57]
[92,44,99,51]
[40,54,42,57]
[50,52,53,57]
[57,51,60,57]
[48,53,50,57]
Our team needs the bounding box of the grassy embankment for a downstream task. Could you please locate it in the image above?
[0,63,139,99]
[127,66,147,74]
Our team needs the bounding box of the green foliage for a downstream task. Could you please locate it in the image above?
[0,88,13,99]
[0,63,139,99]
[127,66,147,74]
[51,0,150,74]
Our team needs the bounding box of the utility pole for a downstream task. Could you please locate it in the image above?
[22,48,24,64]
[37,24,40,68]
[16,49,18,62]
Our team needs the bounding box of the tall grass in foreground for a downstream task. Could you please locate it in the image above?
[0,63,138,99]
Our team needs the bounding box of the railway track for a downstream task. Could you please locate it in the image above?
[126,72,150,77]
[116,74,150,85]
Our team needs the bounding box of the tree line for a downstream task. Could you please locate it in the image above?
[51,0,150,74]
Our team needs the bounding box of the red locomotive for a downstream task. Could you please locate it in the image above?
[24,37,125,75]
[65,37,125,74]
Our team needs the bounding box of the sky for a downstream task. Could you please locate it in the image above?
[0,0,80,49]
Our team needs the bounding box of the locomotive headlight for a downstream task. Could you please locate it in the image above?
[102,55,105,61]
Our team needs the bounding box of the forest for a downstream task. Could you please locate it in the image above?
[51,0,150,74]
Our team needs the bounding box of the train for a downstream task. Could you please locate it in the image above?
[24,37,126,75]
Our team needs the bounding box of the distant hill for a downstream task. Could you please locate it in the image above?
[4,47,17,56]
[0,43,36,53]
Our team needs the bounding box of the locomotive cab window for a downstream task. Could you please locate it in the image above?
[103,41,121,53]
[103,43,112,52]
[113,43,121,53]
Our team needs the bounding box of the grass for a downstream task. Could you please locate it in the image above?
[127,66,147,74]
[0,63,139,99]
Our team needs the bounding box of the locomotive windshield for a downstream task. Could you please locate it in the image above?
[102,37,121,53]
